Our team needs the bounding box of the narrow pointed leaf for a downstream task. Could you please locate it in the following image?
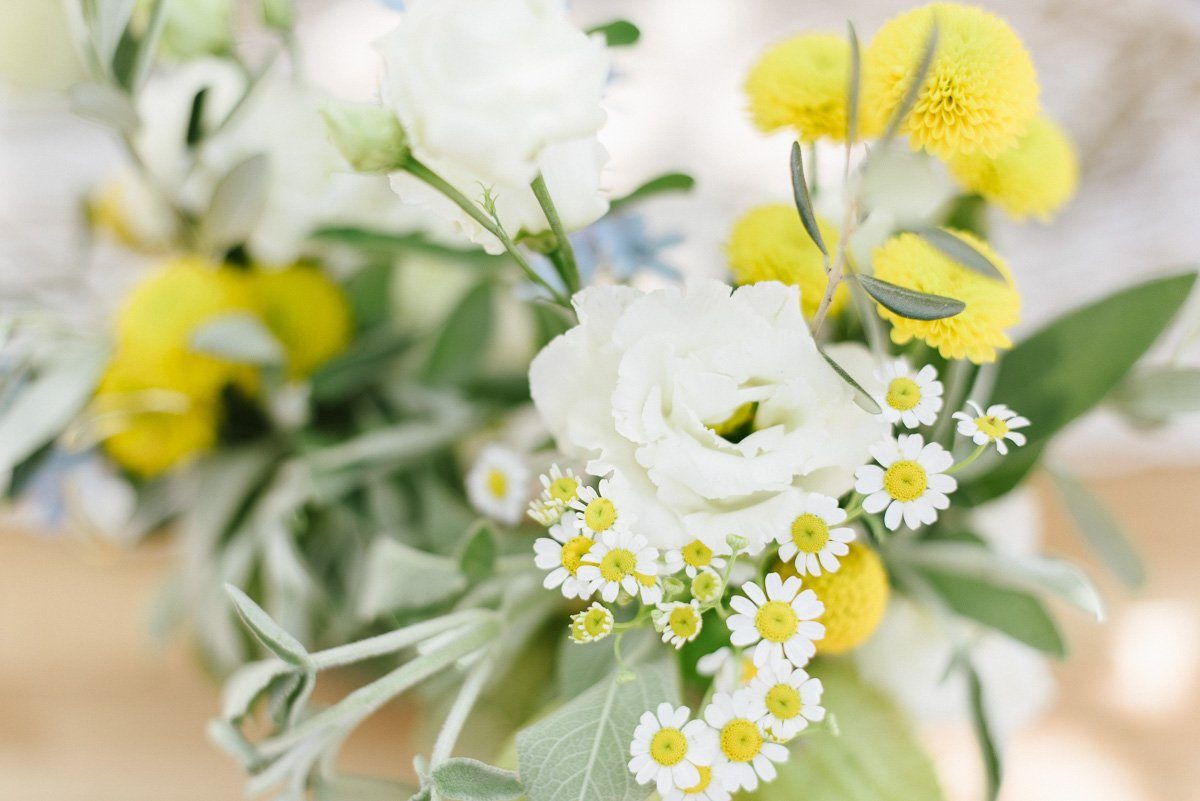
[883,19,939,142]
[1047,468,1145,589]
[846,22,861,144]
[608,172,696,212]
[962,657,1002,801]
[225,584,311,668]
[790,141,827,256]
[820,348,882,414]
[1109,366,1200,422]
[857,274,964,320]
[915,227,1005,281]
[204,153,271,251]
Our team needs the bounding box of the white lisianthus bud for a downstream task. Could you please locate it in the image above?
[321,104,410,173]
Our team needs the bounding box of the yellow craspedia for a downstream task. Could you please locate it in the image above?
[745,33,876,142]
[727,203,848,320]
[863,3,1039,159]
[774,542,889,655]
[946,114,1078,221]
[871,229,1020,364]
[250,264,352,379]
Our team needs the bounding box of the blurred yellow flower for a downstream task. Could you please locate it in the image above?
[745,33,874,142]
[774,542,889,655]
[946,114,1079,221]
[863,3,1039,159]
[727,203,847,320]
[871,230,1020,363]
[251,264,353,379]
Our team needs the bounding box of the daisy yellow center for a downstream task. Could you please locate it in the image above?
[765,684,802,720]
[682,539,714,569]
[584,498,617,532]
[883,460,928,502]
[637,572,658,588]
[486,469,508,499]
[790,513,830,554]
[579,607,610,637]
[649,728,688,767]
[886,377,922,411]
[755,600,799,643]
[975,415,1009,439]
[720,718,763,763]
[549,476,579,503]
[668,606,701,639]
[683,765,713,795]
[561,537,593,576]
[691,571,721,602]
[740,657,759,685]
[600,548,637,582]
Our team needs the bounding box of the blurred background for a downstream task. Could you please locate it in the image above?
[2,1,1199,799]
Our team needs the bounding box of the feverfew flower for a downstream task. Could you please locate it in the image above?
[569,602,613,644]
[746,660,825,742]
[953,401,1030,455]
[629,703,717,796]
[576,527,662,604]
[728,573,825,668]
[653,600,704,649]
[665,539,730,578]
[527,464,582,526]
[874,359,943,429]
[465,445,531,525]
[533,515,594,599]
[661,765,730,801]
[697,648,759,694]
[690,568,724,605]
[570,480,623,537]
[704,692,788,792]
[856,434,957,531]
[773,492,855,577]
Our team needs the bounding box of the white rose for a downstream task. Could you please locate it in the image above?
[377,0,609,188]
[530,280,887,552]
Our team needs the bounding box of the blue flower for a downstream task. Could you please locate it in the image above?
[570,214,682,283]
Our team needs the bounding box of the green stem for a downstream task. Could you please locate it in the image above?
[934,359,976,446]
[530,173,581,295]
[947,443,987,475]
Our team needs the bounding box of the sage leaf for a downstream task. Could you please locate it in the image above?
[882,19,939,143]
[819,347,882,414]
[587,20,640,47]
[1047,468,1145,589]
[919,569,1066,657]
[69,82,139,133]
[458,522,497,583]
[790,141,828,257]
[357,538,466,617]
[191,312,285,365]
[608,172,695,212]
[1109,366,1200,423]
[962,657,1002,801]
[203,153,271,252]
[856,274,965,320]
[221,659,295,722]
[432,758,524,801]
[556,628,657,699]
[226,583,312,668]
[915,227,1005,281]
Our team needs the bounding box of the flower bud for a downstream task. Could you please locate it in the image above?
[321,104,410,173]
[725,533,749,553]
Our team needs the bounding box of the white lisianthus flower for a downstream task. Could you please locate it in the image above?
[529,280,887,552]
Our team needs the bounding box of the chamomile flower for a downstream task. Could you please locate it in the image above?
[569,602,614,644]
[665,539,730,578]
[653,600,704,649]
[527,464,582,526]
[465,445,531,525]
[697,648,759,693]
[629,703,717,796]
[533,515,595,599]
[953,401,1030,455]
[874,359,944,429]
[774,492,855,577]
[661,764,731,801]
[704,691,788,792]
[727,573,825,668]
[570,480,623,537]
[855,434,956,531]
[576,527,662,604]
[690,567,725,605]
[746,659,825,742]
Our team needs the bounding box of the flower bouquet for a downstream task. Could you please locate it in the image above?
[7,1,1200,800]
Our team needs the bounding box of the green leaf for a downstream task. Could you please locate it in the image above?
[745,659,944,801]
[423,280,494,385]
[1047,468,1145,589]
[459,522,497,583]
[845,22,861,143]
[882,18,939,143]
[432,758,524,801]
[919,569,1066,657]
[856,274,965,320]
[960,657,1002,801]
[357,538,466,618]
[517,660,680,801]
[1109,366,1200,423]
[310,328,413,403]
[191,313,285,365]
[962,271,1197,504]
[557,628,657,699]
[819,347,882,414]
[221,659,295,722]
[790,141,828,257]
[345,262,393,331]
[87,0,137,67]
[608,172,696,212]
[587,20,640,47]
[203,153,271,252]
[914,227,1004,281]
[225,584,311,668]
[185,87,210,148]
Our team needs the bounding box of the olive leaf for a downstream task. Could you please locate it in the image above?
[856,274,965,320]
[882,18,940,143]
[790,141,828,256]
[961,656,1002,801]
[846,22,862,144]
[1047,467,1145,589]
[819,348,882,415]
[914,227,1005,281]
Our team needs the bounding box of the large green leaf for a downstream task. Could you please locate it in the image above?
[423,280,495,385]
[919,569,1066,657]
[745,659,944,801]
[963,271,1197,504]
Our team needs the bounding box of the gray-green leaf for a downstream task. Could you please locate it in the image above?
[915,227,1005,281]
[845,22,861,143]
[458,523,497,583]
[790,141,828,257]
[432,758,524,801]
[357,538,467,618]
[819,347,882,414]
[1047,468,1145,589]
[918,568,1066,657]
[856,274,965,320]
[69,82,139,133]
[191,312,285,365]
[423,280,494,385]
[961,656,1002,801]
[225,584,312,668]
[1109,366,1200,423]
[203,153,271,251]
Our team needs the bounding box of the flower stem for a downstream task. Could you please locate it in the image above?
[947,443,987,475]
[530,172,581,295]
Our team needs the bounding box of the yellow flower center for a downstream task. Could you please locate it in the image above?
[560,537,593,575]
[740,656,759,685]
[682,539,714,568]
[584,498,617,532]
[579,607,611,637]
[668,606,701,639]
[720,718,763,762]
[637,571,658,588]
[790,513,830,554]
[600,548,637,582]
[486,469,508,499]
[765,684,802,720]
[549,476,579,503]
[755,600,799,643]
[649,728,689,767]
[691,571,721,603]
[975,415,1009,439]
[883,460,928,502]
[886,377,922,411]
[683,765,713,795]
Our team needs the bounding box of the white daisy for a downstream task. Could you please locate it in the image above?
[576,527,662,604]
[465,444,531,525]
[527,463,582,526]
[664,538,730,578]
[773,492,855,577]
[696,648,760,694]
[652,600,704,649]
[745,659,825,742]
[855,433,957,531]
[873,359,944,429]
[727,573,825,668]
[953,401,1030,455]
[532,515,594,599]
[569,602,614,644]
[629,703,717,796]
[570,479,624,537]
[703,691,788,792]
[661,764,731,801]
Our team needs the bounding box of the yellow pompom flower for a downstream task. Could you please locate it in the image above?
[871,230,1020,363]
[863,3,1039,159]
[727,203,848,320]
[946,114,1079,221]
[773,542,889,655]
[250,264,352,378]
[746,33,875,142]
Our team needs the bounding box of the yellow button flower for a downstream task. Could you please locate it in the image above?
[871,230,1020,363]
[250,264,353,379]
[774,542,889,655]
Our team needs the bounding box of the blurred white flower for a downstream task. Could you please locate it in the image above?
[465,444,531,525]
